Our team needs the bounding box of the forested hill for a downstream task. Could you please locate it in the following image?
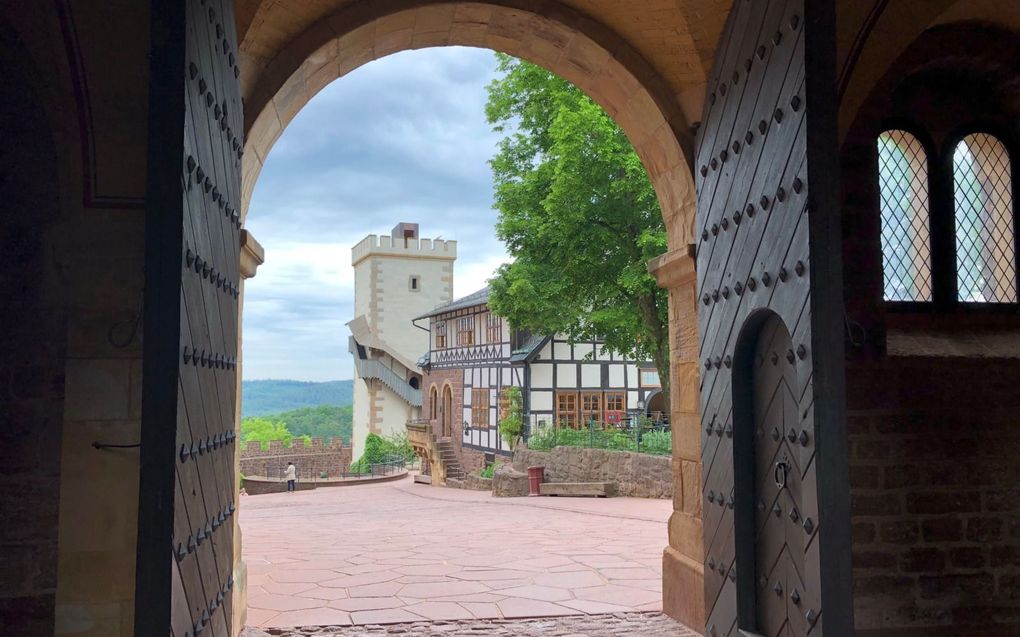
[241,379,353,417]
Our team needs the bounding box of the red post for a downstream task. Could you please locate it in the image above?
[527,466,545,496]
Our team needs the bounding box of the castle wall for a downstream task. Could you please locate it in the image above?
[239,438,352,480]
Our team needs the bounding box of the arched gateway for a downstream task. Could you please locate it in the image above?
[3,1,1019,636]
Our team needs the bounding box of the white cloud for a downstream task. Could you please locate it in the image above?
[243,47,510,381]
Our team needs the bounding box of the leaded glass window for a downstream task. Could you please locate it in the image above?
[877,130,933,302]
[952,133,1017,303]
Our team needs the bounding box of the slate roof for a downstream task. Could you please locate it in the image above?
[509,333,549,364]
[415,286,491,320]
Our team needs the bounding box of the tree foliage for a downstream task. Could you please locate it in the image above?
[485,54,670,403]
[240,417,310,450]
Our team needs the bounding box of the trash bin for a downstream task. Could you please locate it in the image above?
[527,466,545,496]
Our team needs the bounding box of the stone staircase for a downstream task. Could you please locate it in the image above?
[436,438,464,483]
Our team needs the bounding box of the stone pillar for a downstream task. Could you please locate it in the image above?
[649,247,705,632]
[232,229,264,635]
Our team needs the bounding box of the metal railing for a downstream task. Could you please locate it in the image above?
[523,413,672,456]
[353,357,422,406]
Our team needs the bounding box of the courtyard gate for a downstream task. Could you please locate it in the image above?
[694,0,852,635]
[139,0,243,635]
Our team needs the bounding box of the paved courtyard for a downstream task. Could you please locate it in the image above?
[240,475,680,630]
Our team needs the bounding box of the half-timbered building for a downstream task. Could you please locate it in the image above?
[413,287,662,474]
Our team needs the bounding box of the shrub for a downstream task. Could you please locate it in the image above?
[498,386,524,450]
[350,432,413,473]
[480,463,495,479]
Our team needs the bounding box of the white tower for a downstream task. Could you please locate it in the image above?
[348,223,456,460]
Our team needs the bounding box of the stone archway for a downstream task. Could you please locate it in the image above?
[237,1,705,249]
[231,2,717,631]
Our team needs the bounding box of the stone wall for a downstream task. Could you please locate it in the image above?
[240,437,351,479]
[512,447,672,499]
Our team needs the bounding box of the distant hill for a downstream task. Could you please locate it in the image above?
[241,379,353,417]
[242,404,353,445]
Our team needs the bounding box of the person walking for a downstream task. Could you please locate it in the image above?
[285,462,297,493]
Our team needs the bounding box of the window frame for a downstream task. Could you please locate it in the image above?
[556,391,579,429]
[457,315,476,346]
[943,123,1019,310]
[875,124,937,308]
[471,388,490,429]
[605,392,625,414]
[579,391,603,427]
[434,321,447,349]
[876,119,1019,314]
[486,313,502,343]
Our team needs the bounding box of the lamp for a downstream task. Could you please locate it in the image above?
[463,421,471,434]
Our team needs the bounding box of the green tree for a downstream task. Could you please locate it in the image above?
[240,417,309,450]
[485,54,670,404]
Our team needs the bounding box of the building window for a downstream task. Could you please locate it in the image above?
[471,388,490,429]
[409,275,421,291]
[486,313,502,343]
[605,392,625,414]
[952,133,1017,303]
[556,392,578,429]
[580,392,602,426]
[877,130,933,302]
[435,321,447,349]
[457,316,475,346]
[639,368,660,387]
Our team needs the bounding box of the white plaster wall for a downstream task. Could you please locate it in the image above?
[532,363,553,388]
[531,391,553,412]
[376,386,414,442]
[609,365,625,387]
[574,343,594,360]
[626,364,639,387]
[374,255,453,359]
[553,342,571,359]
[352,378,371,460]
[580,364,601,387]
[557,364,577,388]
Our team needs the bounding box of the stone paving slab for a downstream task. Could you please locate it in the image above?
[241,476,679,630]
[243,612,700,636]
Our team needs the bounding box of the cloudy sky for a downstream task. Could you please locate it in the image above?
[243,47,508,381]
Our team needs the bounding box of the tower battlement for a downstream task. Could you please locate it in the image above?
[351,234,457,266]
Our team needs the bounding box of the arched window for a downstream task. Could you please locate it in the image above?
[877,130,933,302]
[952,133,1017,303]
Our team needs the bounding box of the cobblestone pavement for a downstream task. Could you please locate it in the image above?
[243,612,699,636]
[241,476,678,629]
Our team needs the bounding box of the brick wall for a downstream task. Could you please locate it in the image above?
[847,358,1020,632]
[239,437,351,479]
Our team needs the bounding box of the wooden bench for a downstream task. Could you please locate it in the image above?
[539,482,616,497]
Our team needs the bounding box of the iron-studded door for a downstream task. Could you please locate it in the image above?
[138,0,243,635]
[746,315,814,636]
[695,0,851,635]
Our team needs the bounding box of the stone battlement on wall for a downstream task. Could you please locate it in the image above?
[240,437,352,479]
[242,437,348,455]
[351,234,457,266]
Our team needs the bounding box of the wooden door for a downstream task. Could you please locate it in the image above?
[695,0,851,635]
[744,314,811,636]
[442,386,453,437]
[138,1,243,634]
